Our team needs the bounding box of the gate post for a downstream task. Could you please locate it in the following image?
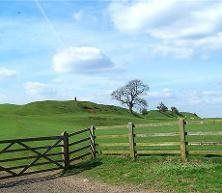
[128,122,136,160]
[61,131,70,169]
[90,125,96,159]
[179,119,188,162]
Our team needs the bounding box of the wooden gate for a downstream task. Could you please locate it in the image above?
[0,126,96,179]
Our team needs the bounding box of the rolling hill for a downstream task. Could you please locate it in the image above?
[0,100,199,139]
[0,100,199,119]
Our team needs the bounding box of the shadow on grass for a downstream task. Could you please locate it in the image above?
[0,159,103,189]
[63,158,103,176]
[0,172,59,189]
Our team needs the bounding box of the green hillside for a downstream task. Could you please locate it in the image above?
[0,100,141,139]
[0,100,200,139]
[0,100,199,119]
[145,110,200,120]
[0,100,130,116]
[0,104,20,114]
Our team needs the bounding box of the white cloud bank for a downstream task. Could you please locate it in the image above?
[0,67,16,78]
[109,0,222,58]
[52,46,115,73]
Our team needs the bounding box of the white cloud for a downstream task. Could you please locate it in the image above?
[149,88,174,98]
[24,82,54,97]
[52,46,116,73]
[109,0,178,33]
[151,32,222,58]
[109,1,222,57]
[0,67,16,78]
[185,90,222,105]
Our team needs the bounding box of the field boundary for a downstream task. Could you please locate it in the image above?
[97,119,222,161]
[0,126,96,179]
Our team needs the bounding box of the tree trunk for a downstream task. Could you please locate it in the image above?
[129,103,133,113]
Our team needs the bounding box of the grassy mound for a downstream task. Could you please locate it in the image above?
[0,100,130,116]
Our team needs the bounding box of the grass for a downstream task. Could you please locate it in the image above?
[0,100,221,192]
[71,155,222,193]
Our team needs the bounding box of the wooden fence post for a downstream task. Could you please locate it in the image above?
[90,125,96,159]
[179,119,188,162]
[61,131,70,169]
[128,122,136,160]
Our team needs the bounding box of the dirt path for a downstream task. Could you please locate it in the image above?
[0,172,161,193]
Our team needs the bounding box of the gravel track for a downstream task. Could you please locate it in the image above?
[0,172,161,193]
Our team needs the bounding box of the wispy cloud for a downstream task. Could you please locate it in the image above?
[34,0,66,47]
[149,88,174,98]
[73,10,84,21]
[184,90,222,105]
[24,81,55,98]
[0,67,16,78]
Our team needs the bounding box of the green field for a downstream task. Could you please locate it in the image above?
[0,100,221,193]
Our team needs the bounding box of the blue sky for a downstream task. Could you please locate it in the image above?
[1,0,222,117]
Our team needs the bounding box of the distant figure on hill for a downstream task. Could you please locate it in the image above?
[74,97,77,102]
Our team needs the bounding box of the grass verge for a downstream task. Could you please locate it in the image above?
[68,155,222,193]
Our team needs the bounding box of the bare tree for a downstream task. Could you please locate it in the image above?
[111,79,149,113]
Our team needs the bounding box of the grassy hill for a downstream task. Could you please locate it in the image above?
[0,100,131,115]
[0,100,199,119]
[0,100,199,139]
[0,104,20,114]
[0,100,140,139]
